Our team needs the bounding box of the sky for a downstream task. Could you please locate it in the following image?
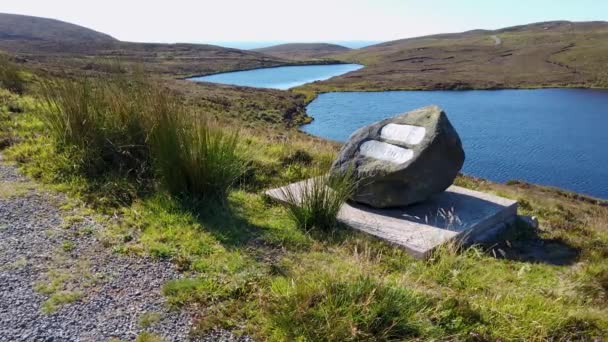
[1,0,607,45]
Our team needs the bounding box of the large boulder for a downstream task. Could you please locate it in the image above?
[331,105,465,208]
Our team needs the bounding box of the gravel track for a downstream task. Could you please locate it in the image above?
[0,159,248,341]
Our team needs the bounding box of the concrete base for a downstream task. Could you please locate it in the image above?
[265,180,518,259]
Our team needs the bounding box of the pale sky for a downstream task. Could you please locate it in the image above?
[1,0,606,44]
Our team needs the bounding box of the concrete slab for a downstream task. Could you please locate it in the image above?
[265,180,518,259]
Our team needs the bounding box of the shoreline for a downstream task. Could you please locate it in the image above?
[179,59,353,80]
[294,87,608,203]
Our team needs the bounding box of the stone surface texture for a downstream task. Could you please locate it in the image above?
[331,105,465,208]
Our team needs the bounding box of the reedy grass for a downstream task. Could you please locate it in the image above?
[36,73,246,202]
[0,55,25,94]
[279,169,356,232]
[151,110,245,199]
[38,76,153,181]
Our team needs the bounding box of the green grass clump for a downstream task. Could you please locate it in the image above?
[135,332,165,342]
[152,111,245,199]
[279,170,355,232]
[0,55,25,94]
[39,76,155,182]
[24,76,164,206]
[35,74,247,203]
[41,291,82,314]
[138,311,163,328]
[265,274,428,341]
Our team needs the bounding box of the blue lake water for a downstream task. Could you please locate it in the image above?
[303,89,608,199]
[205,41,381,49]
[190,64,363,90]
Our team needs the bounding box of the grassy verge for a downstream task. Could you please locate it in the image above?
[2,65,608,340]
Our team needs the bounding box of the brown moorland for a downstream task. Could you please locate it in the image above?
[253,42,350,60]
[0,13,315,125]
[299,21,608,92]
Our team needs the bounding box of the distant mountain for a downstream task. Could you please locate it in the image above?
[305,21,608,91]
[0,13,293,78]
[0,13,117,43]
[253,43,351,60]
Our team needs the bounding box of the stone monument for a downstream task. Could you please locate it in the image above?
[265,105,518,258]
[331,105,465,208]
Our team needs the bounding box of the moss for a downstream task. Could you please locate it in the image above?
[135,332,165,342]
[41,291,82,314]
[138,311,163,328]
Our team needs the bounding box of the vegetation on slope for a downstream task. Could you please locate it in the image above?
[253,43,351,60]
[0,54,26,94]
[301,20,608,92]
[167,79,311,126]
[2,58,608,341]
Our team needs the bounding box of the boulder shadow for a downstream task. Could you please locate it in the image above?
[478,219,580,266]
[347,190,508,232]
[175,196,263,249]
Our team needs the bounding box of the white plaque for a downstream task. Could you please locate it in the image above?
[359,140,414,164]
[380,123,426,145]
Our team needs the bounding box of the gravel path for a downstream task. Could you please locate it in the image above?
[0,159,248,341]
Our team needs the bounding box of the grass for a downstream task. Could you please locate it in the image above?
[62,240,76,252]
[39,75,154,181]
[135,332,165,342]
[4,66,608,340]
[35,267,86,314]
[279,169,356,232]
[0,180,35,198]
[151,109,245,199]
[41,291,83,314]
[264,273,428,340]
[139,311,163,328]
[0,55,25,94]
[31,74,249,205]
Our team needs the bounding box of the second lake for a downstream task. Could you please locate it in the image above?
[303,89,608,199]
[190,64,363,90]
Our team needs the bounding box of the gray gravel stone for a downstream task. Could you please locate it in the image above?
[0,160,250,341]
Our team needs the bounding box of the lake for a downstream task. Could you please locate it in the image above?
[189,64,362,90]
[303,89,608,199]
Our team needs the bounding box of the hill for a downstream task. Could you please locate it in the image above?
[0,13,297,78]
[300,21,608,91]
[0,13,312,124]
[253,43,350,60]
[0,13,117,43]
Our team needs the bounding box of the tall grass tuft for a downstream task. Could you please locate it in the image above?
[38,73,247,202]
[39,76,154,181]
[151,110,246,199]
[279,169,356,232]
[0,55,25,94]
